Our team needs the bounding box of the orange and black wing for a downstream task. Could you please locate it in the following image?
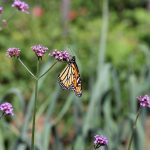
[58,56,82,97]
[70,62,82,97]
[58,64,74,90]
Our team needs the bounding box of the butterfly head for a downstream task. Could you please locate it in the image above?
[69,56,76,63]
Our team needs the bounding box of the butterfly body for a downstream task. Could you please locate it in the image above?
[58,56,82,97]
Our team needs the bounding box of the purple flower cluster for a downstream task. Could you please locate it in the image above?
[7,48,21,58]
[0,102,14,116]
[137,95,150,108]
[32,44,48,58]
[12,0,29,13]
[94,135,108,149]
[49,50,71,62]
[0,6,3,14]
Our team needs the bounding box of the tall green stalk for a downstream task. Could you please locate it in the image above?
[97,0,109,71]
[128,107,141,150]
[18,56,57,149]
[31,59,40,150]
[83,0,109,136]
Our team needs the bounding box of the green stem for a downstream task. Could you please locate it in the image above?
[39,61,58,79]
[0,112,5,119]
[128,107,141,150]
[18,58,37,80]
[31,59,40,150]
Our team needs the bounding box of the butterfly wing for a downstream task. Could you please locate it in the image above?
[58,64,74,90]
[58,56,82,97]
[71,62,82,97]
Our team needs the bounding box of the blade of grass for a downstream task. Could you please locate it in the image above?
[97,0,109,71]
[41,85,60,150]
[53,94,74,125]
[83,64,111,136]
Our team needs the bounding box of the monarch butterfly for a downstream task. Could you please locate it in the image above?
[58,56,82,97]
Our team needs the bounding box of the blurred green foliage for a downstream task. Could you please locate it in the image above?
[0,0,150,150]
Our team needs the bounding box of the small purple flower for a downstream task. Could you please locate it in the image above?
[12,0,29,14]
[32,44,48,58]
[94,135,108,149]
[0,6,3,14]
[137,95,150,108]
[0,102,14,116]
[7,48,21,58]
[49,49,71,62]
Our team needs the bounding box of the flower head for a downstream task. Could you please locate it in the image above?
[137,95,150,108]
[7,48,21,58]
[12,0,29,14]
[0,102,14,116]
[49,49,71,62]
[0,6,3,14]
[32,44,48,58]
[94,135,108,149]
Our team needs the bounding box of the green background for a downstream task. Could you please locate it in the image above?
[0,0,150,149]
